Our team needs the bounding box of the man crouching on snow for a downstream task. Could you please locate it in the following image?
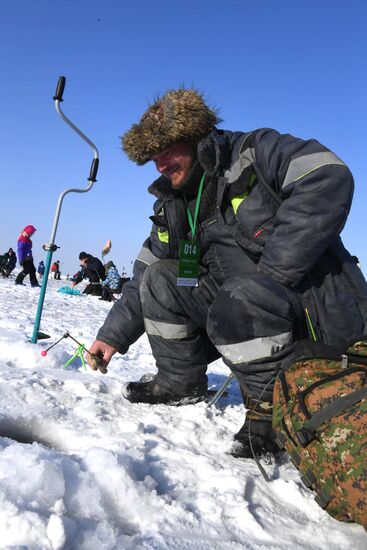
[88,88,367,458]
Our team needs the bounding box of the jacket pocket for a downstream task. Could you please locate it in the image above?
[251,218,275,245]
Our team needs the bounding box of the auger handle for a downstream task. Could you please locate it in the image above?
[53,76,66,102]
[88,158,99,182]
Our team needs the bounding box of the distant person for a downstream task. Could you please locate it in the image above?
[56,261,61,280]
[119,268,131,287]
[100,261,122,301]
[71,271,81,282]
[71,252,106,296]
[37,260,45,279]
[0,255,7,277]
[51,260,61,280]
[15,225,40,288]
[0,247,17,277]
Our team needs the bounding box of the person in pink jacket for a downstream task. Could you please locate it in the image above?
[15,225,40,287]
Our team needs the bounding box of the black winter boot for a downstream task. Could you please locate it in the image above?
[231,397,280,459]
[15,274,25,285]
[122,374,207,406]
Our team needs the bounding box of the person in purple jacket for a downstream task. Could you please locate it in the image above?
[15,225,40,287]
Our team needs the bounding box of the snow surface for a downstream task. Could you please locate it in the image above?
[0,275,366,550]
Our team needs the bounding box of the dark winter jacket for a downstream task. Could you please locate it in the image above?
[97,128,367,353]
[103,266,122,291]
[17,235,33,264]
[74,255,106,284]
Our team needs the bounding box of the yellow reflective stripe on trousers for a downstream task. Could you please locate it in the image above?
[215,331,292,364]
[144,318,195,339]
[157,228,169,243]
[282,151,346,189]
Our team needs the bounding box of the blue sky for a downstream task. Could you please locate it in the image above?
[1,0,366,276]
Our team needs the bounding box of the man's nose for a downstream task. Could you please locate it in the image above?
[155,157,167,173]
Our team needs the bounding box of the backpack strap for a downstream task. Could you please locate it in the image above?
[298,366,367,419]
[296,385,367,446]
[347,352,367,365]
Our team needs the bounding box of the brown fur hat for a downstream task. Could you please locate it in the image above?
[122,88,221,165]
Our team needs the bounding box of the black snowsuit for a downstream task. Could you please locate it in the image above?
[74,255,106,296]
[0,250,17,277]
[97,128,367,401]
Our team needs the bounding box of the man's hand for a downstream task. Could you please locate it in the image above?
[87,340,118,373]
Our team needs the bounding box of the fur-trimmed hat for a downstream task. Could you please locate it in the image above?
[122,88,221,165]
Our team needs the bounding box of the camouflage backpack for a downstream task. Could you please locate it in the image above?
[272,341,367,530]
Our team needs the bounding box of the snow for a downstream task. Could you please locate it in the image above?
[0,275,366,549]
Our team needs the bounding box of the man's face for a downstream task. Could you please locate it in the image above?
[80,258,89,268]
[152,142,195,188]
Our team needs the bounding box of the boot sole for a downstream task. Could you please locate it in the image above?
[121,383,207,406]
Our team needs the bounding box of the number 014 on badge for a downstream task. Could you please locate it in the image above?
[177,240,200,286]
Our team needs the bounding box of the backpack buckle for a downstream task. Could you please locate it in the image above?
[341,354,349,369]
[296,427,314,447]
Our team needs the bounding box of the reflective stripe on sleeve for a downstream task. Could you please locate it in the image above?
[225,147,255,183]
[144,318,196,339]
[215,331,292,364]
[136,247,160,266]
[282,151,345,189]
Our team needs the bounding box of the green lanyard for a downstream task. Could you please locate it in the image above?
[185,172,205,241]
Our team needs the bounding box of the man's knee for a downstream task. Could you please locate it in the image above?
[214,272,293,309]
[208,273,295,340]
[140,260,178,305]
[141,260,177,288]
[142,259,177,286]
